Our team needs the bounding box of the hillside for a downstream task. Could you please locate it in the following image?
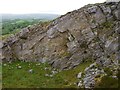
[1,1,120,88]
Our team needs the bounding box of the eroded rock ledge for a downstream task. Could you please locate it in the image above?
[1,2,120,71]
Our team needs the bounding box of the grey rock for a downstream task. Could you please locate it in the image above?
[51,70,58,74]
[88,6,98,13]
[19,28,29,39]
[28,69,33,73]
[114,10,120,20]
[17,66,22,69]
[49,74,53,77]
[3,64,7,66]
[47,27,59,38]
[77,72,82,79]
[45,74,49,77]
[112,76,118,79]
[82,62,106,88]
[41,57,47,64]
[78,81,83,87]
[36,63,41,66]
[44,67,48,70]
[67,41,78,52]
[85,67,89,72]
[89,62,96,68]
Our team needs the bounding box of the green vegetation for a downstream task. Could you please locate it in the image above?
[0,34,14,40]
[1,18,51,41]
[0,63,2,89]
[100,21,113,31]
[103,67,113,76]
[95,66,118,88]
[95,75,118,88]
[101,21,113,29]
[2,61,91,88]
[2,19,47,35]
[0,65,1,73]
[1,13,59,40]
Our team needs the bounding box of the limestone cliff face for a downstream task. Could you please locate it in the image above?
[1,2,120,70]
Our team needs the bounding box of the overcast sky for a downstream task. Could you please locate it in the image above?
[0,0,106,15]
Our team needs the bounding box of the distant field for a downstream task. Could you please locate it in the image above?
[2,19,49,35]
[1,13,59,38]
[0,18,52,41]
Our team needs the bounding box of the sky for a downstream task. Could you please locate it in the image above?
[0,0,106,15]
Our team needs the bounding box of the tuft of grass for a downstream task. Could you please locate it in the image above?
[100,21,113,31]
[101,21,113,29]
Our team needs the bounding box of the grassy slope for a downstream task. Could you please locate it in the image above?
[0,63,2,89]
[2,61,91,88]
[95,75,118,88]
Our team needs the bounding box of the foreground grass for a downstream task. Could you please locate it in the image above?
[2,61,91,88]
[95,75,118,88]
[0,63,2,89]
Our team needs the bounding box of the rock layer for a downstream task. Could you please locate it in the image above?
[1,2,120,71]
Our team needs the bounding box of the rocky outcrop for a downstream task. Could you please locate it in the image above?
[77,60,119,88]
[1,1,119,72]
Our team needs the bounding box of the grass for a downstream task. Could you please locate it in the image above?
[94,65,118,88]
[0,34,13,40]
[0,62,2,89]
[2,61,92,88]
[101,21,113,29]
[95,75,118,88]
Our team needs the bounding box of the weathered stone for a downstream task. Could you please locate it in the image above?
[3,64,7,66]
[47,27,59,38]
[77,72,82,79]
[88,6,98,14]
[28,69,33,73]
[67,41,78,53]
[51,70,58,74]
[45,74,49,77]
[78,81,83,87]
[19,28,29,39]
[41,57,47,63]
[17,66,22,69]
[49,74,53,77]
[114,10,120,20]
[82,63,106,88]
